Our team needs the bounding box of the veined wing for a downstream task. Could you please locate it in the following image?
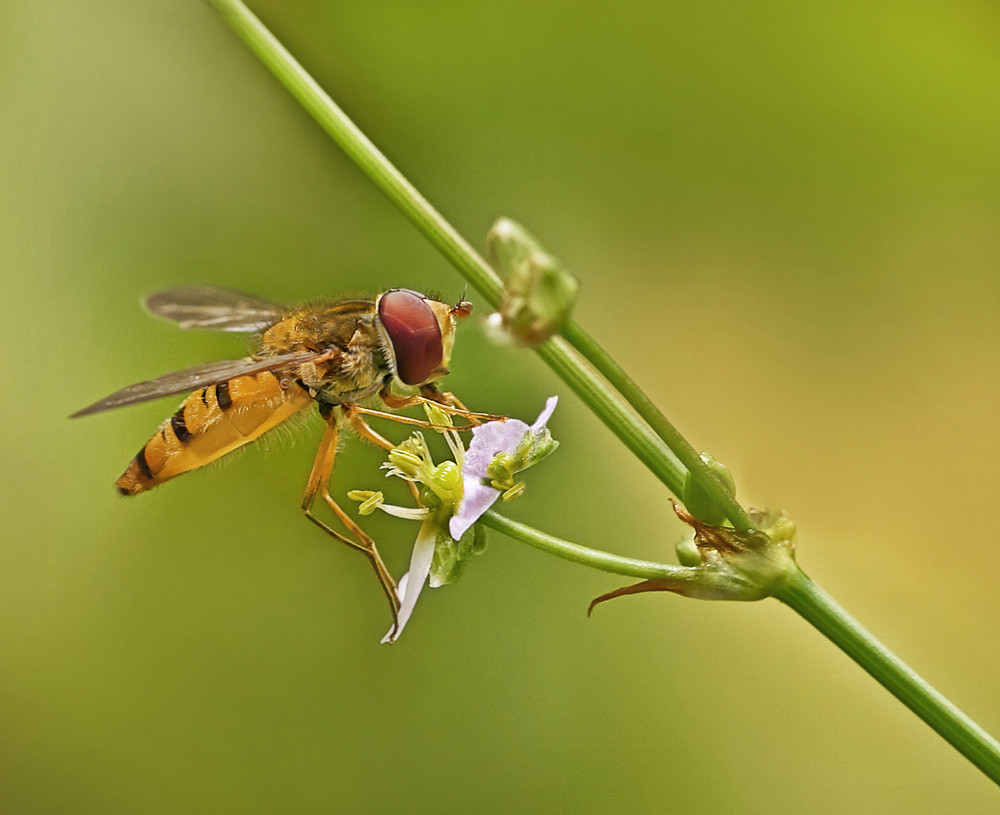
[70,352,317,418]
[145,286,285,332]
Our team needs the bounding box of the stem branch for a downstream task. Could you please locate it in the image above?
[480,510,677,579]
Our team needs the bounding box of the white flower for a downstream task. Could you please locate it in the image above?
[350,397,559,643]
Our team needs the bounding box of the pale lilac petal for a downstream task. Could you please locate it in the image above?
[463,419,529,478]
[449,479,500,540]
[381,522,435,644]
[450,398,560,540]
[530,396,559,432]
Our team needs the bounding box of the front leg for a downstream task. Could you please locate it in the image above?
[378,383,503,424]
[420,382,471,413]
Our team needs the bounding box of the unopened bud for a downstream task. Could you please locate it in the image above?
[424,403,452,428]
[486,217,580,345]
[675,536,701,567]
[682,453,737,526]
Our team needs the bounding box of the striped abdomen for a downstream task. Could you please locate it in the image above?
[117,371,312,496]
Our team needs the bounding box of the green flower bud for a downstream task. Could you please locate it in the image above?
[424,402,452,429]
[675,536,702,567]
[486,217,580,345]
[430,524,481,587]
[517,428,559,470]
[487,217,542,273]
[682,453,737,526]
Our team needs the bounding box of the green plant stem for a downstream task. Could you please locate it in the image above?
[481,510,677,579]
[204,0,1000,784]
[777,571,1000,783]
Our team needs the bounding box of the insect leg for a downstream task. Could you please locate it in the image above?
[421,383,473,414]
[341,404,422,503]
[350,404,480,433]
[340,404,396,451]
[302,414,401,635]
[378,384,504,424]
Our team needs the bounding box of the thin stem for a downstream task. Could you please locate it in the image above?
[777,570,1000,784]
[480,510,677,579]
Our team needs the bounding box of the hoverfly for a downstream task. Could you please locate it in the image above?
[72,286,494,636]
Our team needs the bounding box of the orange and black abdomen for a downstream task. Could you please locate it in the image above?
[117,371,312,496]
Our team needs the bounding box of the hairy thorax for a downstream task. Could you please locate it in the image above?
[258,299,391,406]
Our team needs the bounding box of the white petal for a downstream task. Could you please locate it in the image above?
[530,395,559,432]
[381,522,436,644]
[449,480,500,540]
[377,504,432,521]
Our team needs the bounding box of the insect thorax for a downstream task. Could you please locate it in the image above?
[260,301,392,406]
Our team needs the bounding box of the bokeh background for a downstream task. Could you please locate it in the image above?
[4,1,1000,812]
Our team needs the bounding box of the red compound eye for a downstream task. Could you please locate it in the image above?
[378,290,444,386]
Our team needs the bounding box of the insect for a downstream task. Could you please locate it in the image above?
[72,286,493,636]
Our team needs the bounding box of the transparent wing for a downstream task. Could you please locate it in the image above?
[145,286,286,332]
[70,352,317,418]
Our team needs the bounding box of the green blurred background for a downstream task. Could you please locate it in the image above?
[3,1,1000,812]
